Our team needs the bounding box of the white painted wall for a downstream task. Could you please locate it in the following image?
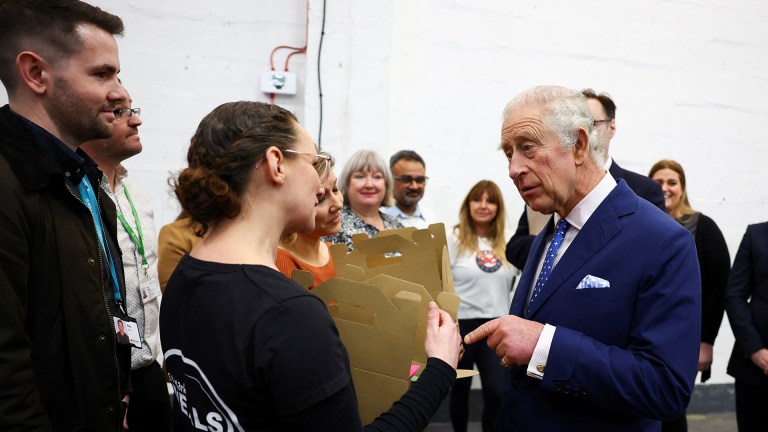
[3,0,767,385]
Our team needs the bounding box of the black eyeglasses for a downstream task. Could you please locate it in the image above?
[593,119,610,126]
[394,175,428,185]
[114,108,141,118]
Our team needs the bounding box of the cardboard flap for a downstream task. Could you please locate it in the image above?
[351,232,370,245]
[290,270,314,289]
[337,235,442,296]
[412,223,449,274]
[335,263,365,281]
[312,278,419,378]
[355,234,416,260]
[435,291,461,321]
[367,274,431,365]
[440,245,454,294]
[378,226,417,239]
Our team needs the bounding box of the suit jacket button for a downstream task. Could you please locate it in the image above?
[88,258,96,265]
[98,335,106,342]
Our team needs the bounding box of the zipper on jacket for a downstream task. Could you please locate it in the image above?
[64,177,123,412]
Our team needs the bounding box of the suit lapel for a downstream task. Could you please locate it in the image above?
[524,182,636,318]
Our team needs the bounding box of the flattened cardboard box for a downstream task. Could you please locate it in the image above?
[306,224,472,424]
[332,225,460,363]
[312,275,420,426]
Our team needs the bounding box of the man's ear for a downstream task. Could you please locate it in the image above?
[608,118,616,140]
[16,51,51,96]
[573,128,590,166]
[262,146,286,185]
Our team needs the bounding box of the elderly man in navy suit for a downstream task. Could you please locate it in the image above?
[465,86,700,431]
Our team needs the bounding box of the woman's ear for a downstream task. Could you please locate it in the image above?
[262,146,286,185]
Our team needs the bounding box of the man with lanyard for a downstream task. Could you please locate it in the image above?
[0,1,132,430]
[82,95,172,430]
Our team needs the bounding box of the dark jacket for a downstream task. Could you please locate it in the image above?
[726,222,768,385]
[690,214,729,345]
[505,160,665,269]
[0,105,130,431]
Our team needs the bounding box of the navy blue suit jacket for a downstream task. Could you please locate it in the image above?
[498,181,701,432]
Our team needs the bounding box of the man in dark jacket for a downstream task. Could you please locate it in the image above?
[0,1,131,430]
[726,222,768,432]
[505,88,665,269]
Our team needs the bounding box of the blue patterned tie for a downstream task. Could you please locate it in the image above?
[529,218,570,306]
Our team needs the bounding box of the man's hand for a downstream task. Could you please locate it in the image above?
[122,394,129,431]
[698,342,713,372]
[750,348,768,375]
[464,315,544,367]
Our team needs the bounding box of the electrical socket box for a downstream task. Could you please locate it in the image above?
[261,70,297,95]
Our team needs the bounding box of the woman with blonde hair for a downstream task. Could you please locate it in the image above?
[323,149,402,250]
[276,153,343,289]
[649,159,730,432]
[448,180,518,432]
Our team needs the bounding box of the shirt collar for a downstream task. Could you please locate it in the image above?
[387,204,424,220]
[556,171,617,230]
[16,111,93,184]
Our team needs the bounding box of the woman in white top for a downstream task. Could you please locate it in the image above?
[448,180,518,432]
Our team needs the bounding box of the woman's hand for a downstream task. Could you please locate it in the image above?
[424,302,461,369]
[698,342,713,372]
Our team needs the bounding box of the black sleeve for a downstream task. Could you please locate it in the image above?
[0,165,51,430]
[696,215,730,344]
[505,207,534,269]
[724,225,763,356]
[280,358,455,432]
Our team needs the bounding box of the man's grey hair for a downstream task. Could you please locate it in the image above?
[502,85,607,165]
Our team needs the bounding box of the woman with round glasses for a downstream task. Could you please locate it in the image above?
[160,101,461,431]
[276,153,343,289]
[324,149,403,250]
[649,159,730,432]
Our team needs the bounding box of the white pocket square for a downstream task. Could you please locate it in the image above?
[577,275,611,289]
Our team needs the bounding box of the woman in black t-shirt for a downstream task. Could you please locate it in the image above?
[160,101,462,431]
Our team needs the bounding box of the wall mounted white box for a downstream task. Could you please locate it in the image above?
[260,70,297,95]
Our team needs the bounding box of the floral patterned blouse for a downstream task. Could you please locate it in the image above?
[322,205,403,251]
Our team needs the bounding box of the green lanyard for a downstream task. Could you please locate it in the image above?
[116,185,148,274]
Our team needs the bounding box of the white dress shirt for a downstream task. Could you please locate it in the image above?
[527,171,617,379]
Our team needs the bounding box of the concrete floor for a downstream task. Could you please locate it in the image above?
[428,412,738,432]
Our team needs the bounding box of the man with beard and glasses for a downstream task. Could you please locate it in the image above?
[0,1,131,430]
[383,149,434,228]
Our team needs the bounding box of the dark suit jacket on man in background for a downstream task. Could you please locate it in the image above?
[505,160,665,269]
[500,181,700,432]
[725,222,768,430]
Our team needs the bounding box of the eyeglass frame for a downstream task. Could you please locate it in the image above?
[593,119,611,126]
[114,107,141,119]
[283,149,332,182]
[393,175,429,185]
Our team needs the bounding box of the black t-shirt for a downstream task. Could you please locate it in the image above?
[161,254,455,431]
